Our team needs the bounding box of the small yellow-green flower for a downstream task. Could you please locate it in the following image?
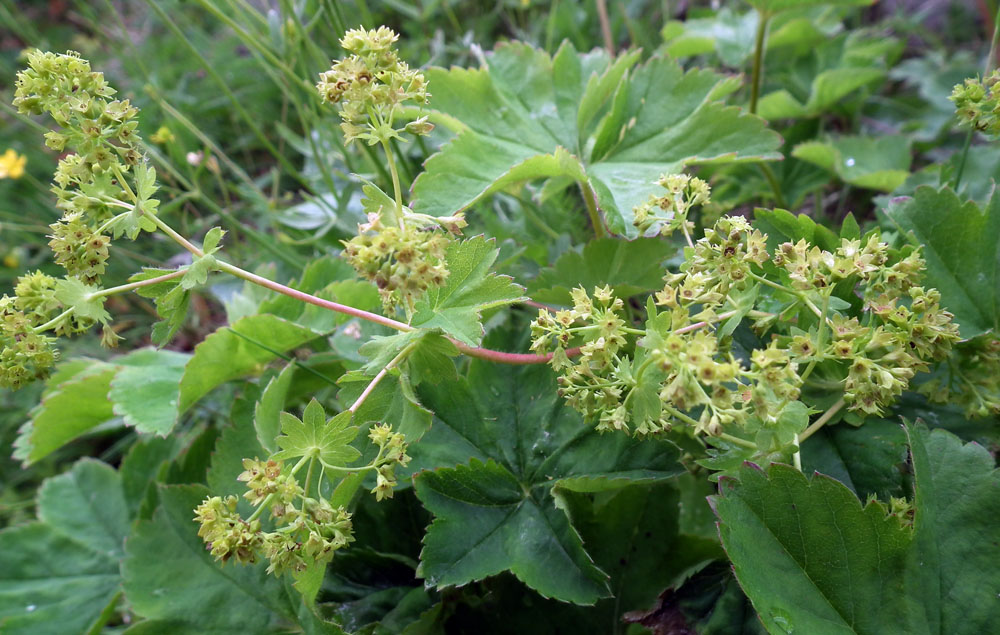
[0,149,26,179]
[150,125,176,144]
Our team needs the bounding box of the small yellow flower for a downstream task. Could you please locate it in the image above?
[0,149,26,179]
[151,126,175,144]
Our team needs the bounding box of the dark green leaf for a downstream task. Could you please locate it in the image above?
[529,237,675,305]
[882,185,1000,338]
[122,485,297,632]
[714,424,1000,635]
[411,352,684,603]
[0,459,127,635]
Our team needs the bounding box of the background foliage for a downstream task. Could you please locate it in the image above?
[0,1,998,634]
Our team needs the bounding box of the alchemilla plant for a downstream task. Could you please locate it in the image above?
[1,3,998,634]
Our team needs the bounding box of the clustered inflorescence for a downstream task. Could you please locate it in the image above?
[633,173,711,240]
[2,50,154,388]
[194,405,410,575]
[532,174,962,465]
[194,459,355,575]
[951,69,1000,135]
[317,26,465,312]
[316,25,432,145]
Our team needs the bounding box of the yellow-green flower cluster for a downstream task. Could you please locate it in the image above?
[342,212,452,312]
[0,292,58,390]
[14,50,147,284]
[951,69,1000,135]
[532,213,960,448]
[317,26,432,145]
[633,173,711,237]
[194,457,355,575]
[368,423,411,501]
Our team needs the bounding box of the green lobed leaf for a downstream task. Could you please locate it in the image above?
[14,363,117,464]
[800,418,909,502]
[713,463,911,634]
[0,459,128,635]
[758,68,885,121]
[130,268,190,346]
[662,7,840,68]
[178,314,331,412]
[108,349,189,435]
[793,135,911,192]
[903,425,1000,634]
[410,236,524,346]
[529,237,675,305]
[411,348,684,604]
[14,349,191,464]
[53,277,110,323]
[37,459,130,559]
[882,185,1000,338]
[122,485,298,633]
[417,458,609,604]
[271,400,361,467]
[554,483,724,631]
[713,423,1000,635]
[413,42,781,237]
[337,371,433,443]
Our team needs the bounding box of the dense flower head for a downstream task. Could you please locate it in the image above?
[951,69,1000,135]
[195,457,355,575]
[532,214,960,459]
[342,212,452,312]
[317,26,431,145]
[633,172,711,238]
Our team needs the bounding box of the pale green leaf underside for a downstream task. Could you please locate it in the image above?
[14,349,191,464]
[413,41,781,237]
[793,135,911,192]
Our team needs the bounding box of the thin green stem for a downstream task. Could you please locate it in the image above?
[662,403,701,428]
[954,129,974,191]
[302,457,316,499]
[142,0,311,188]
[799,290,831,382]
[91,269,187,299]
[246,454,311,522]
[190,0,316,93]
[748,272,826,320]
[380,138,405,224]
[142,212,568,364]
[758,163,787,209]
[581,181,607,238]
[31,308,75,334]
[349,341,420,413]
[718,432,757,450]
[798,398,846,443]
[749,11,770,115]
[147,213,204,257]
